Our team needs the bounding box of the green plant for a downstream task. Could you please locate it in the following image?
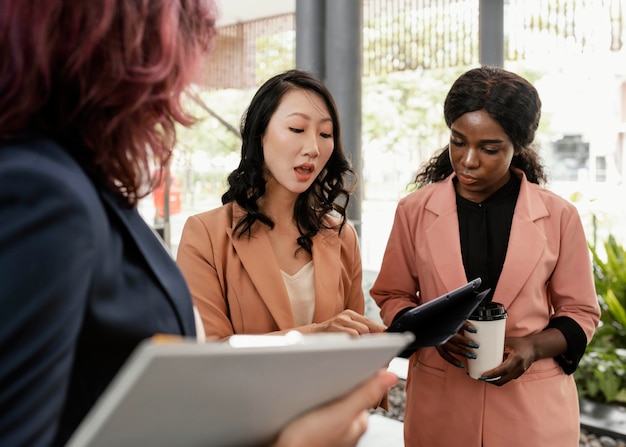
[589,235,626,343]
[574,235,626,404]
[590,235,626,348]
[576,345,626,405]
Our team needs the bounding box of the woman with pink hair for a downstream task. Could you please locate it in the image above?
[0,2,396,446]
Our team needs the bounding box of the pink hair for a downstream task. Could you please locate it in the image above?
[0,0,218,204]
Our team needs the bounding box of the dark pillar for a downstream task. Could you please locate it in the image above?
[324,0,363,237]
[479,0,504,67]
[295,0,326,78]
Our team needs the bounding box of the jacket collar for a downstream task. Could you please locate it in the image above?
[100,189,197,336]
[424,174,467,293]
[424,170,548,307]
[495,169,548,308]
[228,203,342,330]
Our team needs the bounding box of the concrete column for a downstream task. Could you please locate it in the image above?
[479,0,504,67]
[295,0,326,78]
[324,0,363,237]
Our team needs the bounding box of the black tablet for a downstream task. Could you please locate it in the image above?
[386,278,490,356]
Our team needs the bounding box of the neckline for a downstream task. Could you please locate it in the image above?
[280,260,314,279]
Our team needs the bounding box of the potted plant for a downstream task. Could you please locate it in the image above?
[575,234,626,437]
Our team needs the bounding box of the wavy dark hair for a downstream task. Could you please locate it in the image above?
[0,0,218,205]
[414,66,547,188]
[222,69,355,254]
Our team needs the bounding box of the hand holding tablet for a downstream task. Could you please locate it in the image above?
[386,278,490,357]
[66,332,415,447]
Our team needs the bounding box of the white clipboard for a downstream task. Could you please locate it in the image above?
[66,331,414,447]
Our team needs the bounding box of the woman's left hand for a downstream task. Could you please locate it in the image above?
[436,327,568,386]
[478,328,568,386]
[476,336,536,386]
[437,334,537,386]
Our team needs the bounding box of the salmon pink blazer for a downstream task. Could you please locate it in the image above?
[371,170,600,447]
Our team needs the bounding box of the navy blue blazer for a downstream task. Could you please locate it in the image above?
[0,136,196,446]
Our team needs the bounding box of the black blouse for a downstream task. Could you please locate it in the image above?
[456,174,520,302]
[455,173,586,374]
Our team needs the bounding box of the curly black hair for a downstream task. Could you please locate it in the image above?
[221,69,355,254]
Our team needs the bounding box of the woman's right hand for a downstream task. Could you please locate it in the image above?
[435,321,477,368]
[272,369,398,447]
[311,310,387,336]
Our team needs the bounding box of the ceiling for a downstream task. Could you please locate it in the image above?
[214,0,296,27]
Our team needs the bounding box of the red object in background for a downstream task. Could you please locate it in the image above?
[153,172,182,219]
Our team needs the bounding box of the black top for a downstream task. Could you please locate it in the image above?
[456,174,520,302]
[454,172,587,374]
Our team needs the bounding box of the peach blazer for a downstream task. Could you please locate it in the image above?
[371,170,600,447]
[176,202,365,338]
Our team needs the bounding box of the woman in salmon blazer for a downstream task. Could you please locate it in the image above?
[177,70,385,339]
[371,66,600,446]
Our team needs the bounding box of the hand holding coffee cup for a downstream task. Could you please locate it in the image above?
[464,302,508,380]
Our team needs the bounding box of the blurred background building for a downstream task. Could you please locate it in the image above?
[148,0,626,270]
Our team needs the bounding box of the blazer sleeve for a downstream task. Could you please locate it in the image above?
[0,159,99,446]
[370,199,421,326]
[547,201,600,345]
[177,214,236,339]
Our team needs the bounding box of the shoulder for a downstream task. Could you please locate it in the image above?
[191,202,234,224]
[399,183,439,205]
[319,213,358,244]
[396,179,453,215]
[1,136,106,226]
[524,180,580,216]
[181,202,234,242]
[321,213,355,235]
[2,136,94,189]
[0,136,112,288]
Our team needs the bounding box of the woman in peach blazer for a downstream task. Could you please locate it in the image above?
[178,202,366,336]
[177,70,384,339]
[371,67,600,446]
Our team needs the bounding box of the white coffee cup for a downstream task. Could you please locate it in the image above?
[464,302,507,380]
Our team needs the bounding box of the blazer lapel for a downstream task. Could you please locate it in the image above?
[229,211,296,330]
[426,176,470,293]
[311,228,341,322]
[100,189,196,335]
[493,174,548,308]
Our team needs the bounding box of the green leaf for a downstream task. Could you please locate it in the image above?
[614,388,626,404]
[604,288,626,329]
